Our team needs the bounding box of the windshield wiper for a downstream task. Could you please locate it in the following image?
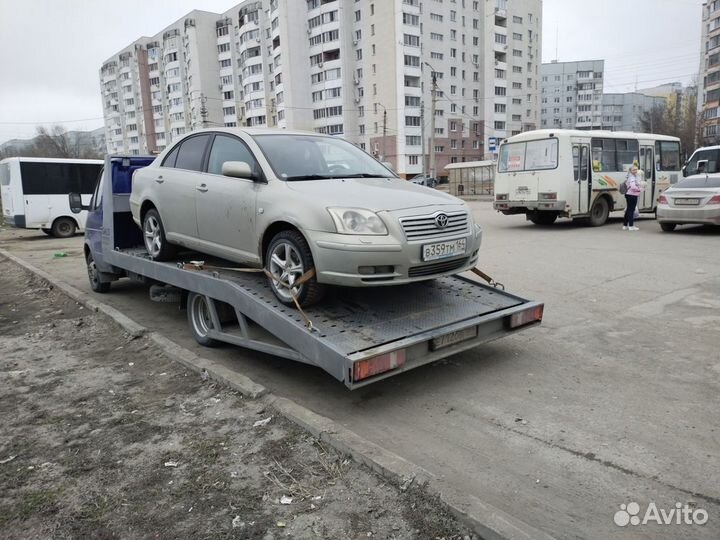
[284,174,335,181]
[340,173,390,178]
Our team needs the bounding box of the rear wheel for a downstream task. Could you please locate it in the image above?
[86,252,111,293]
[142,208,176,261]
[266,230,325,308]
[41,228,53,236]
[187,292,220,347]
[529,212,557,226]
[660,223,677,232]
[51,217,76,238]
[588,197,610,227]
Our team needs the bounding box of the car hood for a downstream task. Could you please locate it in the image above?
[284,177,462,212]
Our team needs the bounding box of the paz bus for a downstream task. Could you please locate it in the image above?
[0,157,102,237]
[493,130,681,226]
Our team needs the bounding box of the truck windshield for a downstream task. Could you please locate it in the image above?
[498,139,559,173]
[253,134,396,181]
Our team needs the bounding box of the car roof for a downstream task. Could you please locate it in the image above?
[187,127,326,138]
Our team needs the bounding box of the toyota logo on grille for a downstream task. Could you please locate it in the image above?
[435,213,449,229]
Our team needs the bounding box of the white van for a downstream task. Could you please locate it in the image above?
[682,145,720,177]
[0,157,102,237]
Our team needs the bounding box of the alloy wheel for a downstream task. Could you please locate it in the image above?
[268,241,305,302]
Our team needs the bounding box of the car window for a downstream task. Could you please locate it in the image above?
[686,149,719,176]
[174,135,211,172]
[207,135,260,176]
[91,168,104,210]
[161,145,180,168]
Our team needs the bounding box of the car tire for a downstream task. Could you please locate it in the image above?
[660,223,677,232]
[529,212,557,226]
[51,217,76,238]
[187,292,221,347]
[41,228,53,236]
[142,208,176,261]
[266,230,325,308]
[588,197,610,227]
[86,252,111,293]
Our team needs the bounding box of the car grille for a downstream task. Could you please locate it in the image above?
[399,211,469,241]
[408,257,469,278]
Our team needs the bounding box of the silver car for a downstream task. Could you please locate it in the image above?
[129,128,482,306]
[657,174,720,232]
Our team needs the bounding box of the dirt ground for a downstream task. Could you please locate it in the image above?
[0,257,476,540]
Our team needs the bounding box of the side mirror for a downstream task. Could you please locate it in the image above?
[68,192,89,214]
[222,161,255,180]
[681,166,687,177]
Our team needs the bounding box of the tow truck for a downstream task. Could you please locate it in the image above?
[70,156,543,389]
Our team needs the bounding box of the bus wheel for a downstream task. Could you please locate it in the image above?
[588,197,609,227]
[529,212,557,226]
[187,292,221,347]
[41,228,53,236]
[51,217,76,238]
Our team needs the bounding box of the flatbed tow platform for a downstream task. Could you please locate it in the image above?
[79,156,543,389]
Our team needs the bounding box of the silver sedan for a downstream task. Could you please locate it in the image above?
[130,128,482,307]
[657,175,720,232]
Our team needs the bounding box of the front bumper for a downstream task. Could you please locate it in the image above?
[306,225,482,287]
[657,205,720,226]
[493,200,567,214]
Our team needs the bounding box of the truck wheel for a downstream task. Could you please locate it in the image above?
[86,252,111,293]
[588,197,609,227]
[529,213,557,226]
[266,230,325,308]
[51,217,76,238]
[187,292,221,347]
[660,223,677,232]
[143,208,176,261]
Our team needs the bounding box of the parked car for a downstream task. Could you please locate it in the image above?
[656,174,720,231]
[129,128,482,307]
[409,174,437,188]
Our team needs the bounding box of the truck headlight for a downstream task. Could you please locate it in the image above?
[327,208,388,235]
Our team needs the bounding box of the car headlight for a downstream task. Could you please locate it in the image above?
[327,207,388,235]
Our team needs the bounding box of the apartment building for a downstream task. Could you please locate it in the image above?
[540,60,604,130]
[698,0,720,144]
[100,0,542,177]
[600,93,666,132]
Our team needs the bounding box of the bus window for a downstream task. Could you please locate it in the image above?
[616,139,639,171]
[655,141,681,172]
[498,139,558,173]
[579,146,589,180]
[573,145,580,180]
[591,139,616,172]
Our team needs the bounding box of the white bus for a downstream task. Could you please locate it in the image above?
[493,130,682,226]
[0,157,102,237]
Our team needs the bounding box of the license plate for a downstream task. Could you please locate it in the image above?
[431,326,478,350]
[422,238,466,261]
[674,198,700,206]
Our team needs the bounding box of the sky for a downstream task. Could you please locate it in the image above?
[0,0,707,145]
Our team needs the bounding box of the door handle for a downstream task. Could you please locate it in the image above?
[155,175,164,184]
[196,184,208,193]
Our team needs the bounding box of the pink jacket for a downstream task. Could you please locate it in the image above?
[625,174,642,196]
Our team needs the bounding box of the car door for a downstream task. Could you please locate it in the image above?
[155,134,211,243]
[195,133,261,263]
[640,146,655,210]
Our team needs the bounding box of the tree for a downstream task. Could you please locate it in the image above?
[639,89,699,156]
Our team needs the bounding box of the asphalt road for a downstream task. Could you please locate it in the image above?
[1,204,718,540]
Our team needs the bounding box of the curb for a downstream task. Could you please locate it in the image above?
[0,247,557,540]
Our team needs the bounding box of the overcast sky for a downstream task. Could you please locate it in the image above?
[0,0,706,145]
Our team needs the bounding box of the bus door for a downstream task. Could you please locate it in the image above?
[640,145,655,210]
[573,143,591,214]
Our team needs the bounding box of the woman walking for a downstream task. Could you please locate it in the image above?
[623,165,643,231]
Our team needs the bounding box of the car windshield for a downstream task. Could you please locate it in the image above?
[252,134,396,181]
[674,176,720,189]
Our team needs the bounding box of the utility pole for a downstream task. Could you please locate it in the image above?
[429,69,438,180]
[200,93,208,128]
[420,100,426,177]
[382,108,387,161]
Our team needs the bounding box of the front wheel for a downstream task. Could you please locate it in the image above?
[86,252,111,293]
[588,197,610,227]
[529,212,557,226]
[660,223,677,232]
[51,217,76,238]
[143,208,176,261]
[187,292,220,347]
[266,230,325,308]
